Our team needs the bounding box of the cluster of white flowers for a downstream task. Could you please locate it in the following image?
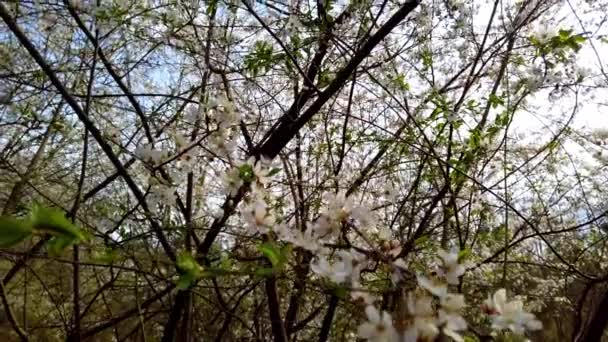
[532,24,557,44]
[313,191,375,238]
[135,144,170,165]
[207,97,241,158]
[358,289,466,342]
[356,249,541,342]
[482,289,543,334]
[241,199,275,235]
[310,249,366,285]
[227,156,545,342]
[226,156,270,196]
[275,224,324,253]
[147,183,176,209]
[171,131,188,150]
[403,249,468,341]
[284,15,303,37]
[358,305,396,342]
[105,126,121,144]
[222,167,244,197]
[235,157,279,236]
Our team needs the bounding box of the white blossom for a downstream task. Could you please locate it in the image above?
[221,167,243,197]
[357,305,397,342]
[437,248,466,285]
[351,281,375,305]
[209,129,236,157]
[417,275,448,298]
[241,199,274,234]
[135,144,166,165]
[314,191,373,237]
[483,289,543,334]
[311,250,365,285]
[438,294,467,341]
[276,224,323,252]
[402,293,440,342]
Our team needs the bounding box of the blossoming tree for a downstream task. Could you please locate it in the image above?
[1,0,608,341]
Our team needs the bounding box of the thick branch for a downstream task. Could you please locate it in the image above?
[265,277,288,342]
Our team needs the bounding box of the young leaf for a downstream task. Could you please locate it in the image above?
[267,168,282,177]
[0,216,33,248]
[258,242,282,268]
[488,93,504,108]
[331,285,349,299]
[92,248,119,264]
[47,236,76,256]
[176,251,203,289]
[254,266,276,278]
[176,273,196,290]
[177,251,202,274]
[31,205,84,241]
[238,163,255,182]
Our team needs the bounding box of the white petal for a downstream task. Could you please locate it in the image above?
[381,311,393,327]
[365,305,381,323]
[417,275,447,298]
[526,318,543,330]
[402,327,418,342]
[441,293,466,311]
[492,289,507,313]
[393,259,407,269]
[357,322,376,339]
[443,328,464,342]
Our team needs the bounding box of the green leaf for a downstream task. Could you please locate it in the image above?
[0,216,33,248]
[488,93,504,109]
[176,273,196,290]
[421,48,433,69]
[465,99,479,110]
[317,71,332,88]
[468,128,482,149]
[238,164,255,182]
[47,236,76,256]
[393,74,410,91]
[331,285,349,299]
[254,266,276,278]
[31,205,84,241]
[463,336,480,342]
[558,29,572,39]
[573,34,586,44]
[243,41,277,76]
[414,235,429,247]
[176,251,202,275]
[458,248,472,262]
[92,248,118,264]
[495,110,510,127]
[267,168,281,177]
[176,251,203,289]
[206,0,218,14]
[258,242,282,268]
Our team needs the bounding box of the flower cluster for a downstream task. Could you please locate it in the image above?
[482,289,543,334]
[228,156,544,342]
[135,144,169,165]
[310,249,366,285]
[207,96,241,158]
[313,191,375,238]
[356,249,542,342]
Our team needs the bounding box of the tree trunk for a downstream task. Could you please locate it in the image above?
[575,288,608,342]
